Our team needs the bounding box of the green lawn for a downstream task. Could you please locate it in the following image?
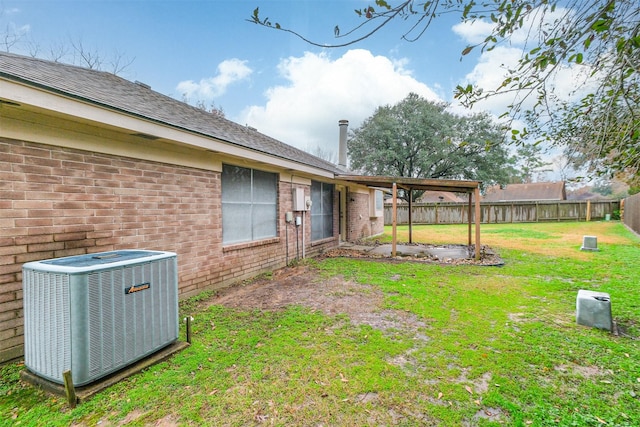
[2,222,639,426]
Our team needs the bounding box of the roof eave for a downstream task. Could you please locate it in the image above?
[0,76,338,178]
[337,175,481,193]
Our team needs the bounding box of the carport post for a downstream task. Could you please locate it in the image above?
[392,182,397,257]
[468,193,472,246]
[474,186,481,260]
[408,188,413,244]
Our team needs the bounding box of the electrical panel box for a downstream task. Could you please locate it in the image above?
[292,188,306,211]
[23,250,178,386]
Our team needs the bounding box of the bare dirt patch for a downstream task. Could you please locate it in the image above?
[207,262,510,424]
[554,363,607,378]
[470,407,506,424]
[211,264,425,335]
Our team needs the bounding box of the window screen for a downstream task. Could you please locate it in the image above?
[375,190,384,211]
[311,181,334,241]
[222,165,277,245]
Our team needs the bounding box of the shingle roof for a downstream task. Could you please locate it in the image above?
[482,181,566,202]
[0,52,341,174]
[417,191,467,203]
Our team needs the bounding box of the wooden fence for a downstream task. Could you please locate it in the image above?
[623,193,640,235]
[384,200,621,225]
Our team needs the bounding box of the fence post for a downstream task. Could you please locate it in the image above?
[408,194,413,243]
[578,201,582,221]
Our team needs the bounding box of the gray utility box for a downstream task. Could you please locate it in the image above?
[581,236,599,251]
[576,289,612,331]
[23,250,178,386]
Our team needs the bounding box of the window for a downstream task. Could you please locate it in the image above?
[370,189,384,217]
[311,181,334,241]
[222,164,277,245]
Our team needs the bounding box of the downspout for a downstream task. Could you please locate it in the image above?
[302,210,306,259]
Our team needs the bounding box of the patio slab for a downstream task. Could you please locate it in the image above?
[367,244,471,260]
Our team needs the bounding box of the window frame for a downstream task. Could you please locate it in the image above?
[370,189,384,217]
[311,180,334,241]
[221,164,278,246]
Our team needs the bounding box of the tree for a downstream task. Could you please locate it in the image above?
[1,10,134,75]
[249,1,640,182]
[306,145,337,164]
[1,8,28,52]
[512,143,553,183]
[347,93,517,201]
[533,92,639,186]
[180,94,226,118]
[592,179,613,197]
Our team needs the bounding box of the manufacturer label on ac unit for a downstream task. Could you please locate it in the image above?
[125,282,151,294]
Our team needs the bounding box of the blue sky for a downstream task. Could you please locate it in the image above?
[2,0,575,166]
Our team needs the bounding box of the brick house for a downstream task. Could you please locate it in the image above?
[0,52,386,362]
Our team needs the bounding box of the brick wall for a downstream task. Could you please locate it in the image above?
[370,215,384,237]
[0,137,337,362]
[346,191,384,241]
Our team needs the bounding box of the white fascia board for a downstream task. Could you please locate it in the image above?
[0,79,335,179]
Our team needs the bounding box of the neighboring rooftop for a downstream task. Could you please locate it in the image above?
[482,181,567,202]
[0,52,341,174]
[417,191,467,203]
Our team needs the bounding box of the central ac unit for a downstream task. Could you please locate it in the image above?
[22,250,178,386]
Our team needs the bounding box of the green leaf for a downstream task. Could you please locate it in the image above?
[584,35,593,49]
[591,18,611,32]
[462,46,474,56]
[249,7,260,23]
[463,1,475,19]
[538,57,548,69]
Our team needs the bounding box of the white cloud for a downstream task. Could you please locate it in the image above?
[452,20,494,45]
[452,5,598,118]
[455,45,527,115]
[450,7,600,182]
[456,47,598,120]
[236,49,440,155]
[176,58,252,101]
[453,6,571,47]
